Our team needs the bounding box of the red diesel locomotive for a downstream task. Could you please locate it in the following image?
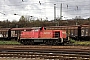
[19,27,68,45]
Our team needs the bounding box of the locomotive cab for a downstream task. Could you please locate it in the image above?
[54,31,60,38]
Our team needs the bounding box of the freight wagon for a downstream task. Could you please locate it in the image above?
[0,28,11,40]
[46,25,90,41]
[19,27,68,45]
[0,28,33,40]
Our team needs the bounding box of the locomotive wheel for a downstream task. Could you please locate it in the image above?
[26,40,30,45]
[53,40,59,45]
[24,40,34,45]
[20,39,34,45]
[28,40,31,45]
[43,40,49,45]
[29,40,34,45]
[20,40,25,44]
[24,40,28,45]
[44,40,56,45]
[20,40,26,45]
[49,40,54,45]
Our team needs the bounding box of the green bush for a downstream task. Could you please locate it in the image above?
[69,39,75,43]
[0,41,21,45]
[74,41,90,45]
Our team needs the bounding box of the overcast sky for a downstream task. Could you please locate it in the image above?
[0,0,90,21]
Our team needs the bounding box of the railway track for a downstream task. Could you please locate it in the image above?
[0,45,90,60]
[0,52,90,60]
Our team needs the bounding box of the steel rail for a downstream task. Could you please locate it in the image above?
[0,52,90,59]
